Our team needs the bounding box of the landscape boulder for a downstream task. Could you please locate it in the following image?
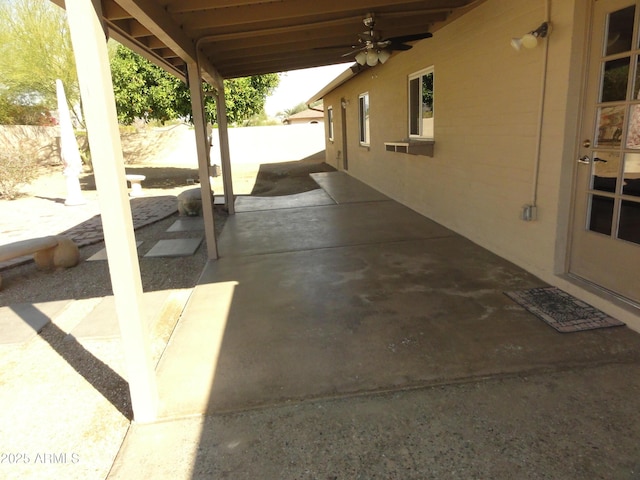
[178,187,214,216]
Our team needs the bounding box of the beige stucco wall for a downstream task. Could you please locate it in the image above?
[323,0,586,285]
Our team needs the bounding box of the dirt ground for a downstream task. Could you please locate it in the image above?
[79,152,335,197]
[0,152,335,305]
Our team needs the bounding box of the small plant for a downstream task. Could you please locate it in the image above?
[0,129,41,200]
[75,131,92,171]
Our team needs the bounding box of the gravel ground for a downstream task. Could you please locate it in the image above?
[0,210,224,305]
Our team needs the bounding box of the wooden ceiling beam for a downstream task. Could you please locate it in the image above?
[114,0,198,62]
[103,1,132,20]
[146,36,166,49]
[156,47,178,58]
[113,0,223,86]
[196,16,361,44]
[214,49,356,70]
[167,57,186,67]
[165,0,278,14]
[108,29,187,82]
[176,0,468,30]
[188,10,451,39]
[197,13,445,52]
[128,21,153,38]
[221,57,351,79]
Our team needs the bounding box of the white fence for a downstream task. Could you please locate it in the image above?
[0,123,327,166]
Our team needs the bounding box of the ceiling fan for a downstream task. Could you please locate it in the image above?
[343,14,433,67]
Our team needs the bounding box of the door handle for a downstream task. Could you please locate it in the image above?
[578,155,590,164]
[593,157,607,163]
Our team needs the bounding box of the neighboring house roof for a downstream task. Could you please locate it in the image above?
[284,109,324,124]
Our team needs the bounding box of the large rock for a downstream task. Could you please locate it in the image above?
[0,235,79,290]
[178,187,213,217]
[33,236,80,270]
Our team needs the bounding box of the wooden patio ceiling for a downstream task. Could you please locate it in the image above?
[56,0,482,81]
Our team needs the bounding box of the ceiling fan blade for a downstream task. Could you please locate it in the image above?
[341,48,362,57]
[385,32,433,44]
[386,42,413,52]
[313,44,356,51]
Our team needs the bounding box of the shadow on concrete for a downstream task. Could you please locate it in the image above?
[104,173,640,479]
[249,151,336,197]
[11,304,133,419]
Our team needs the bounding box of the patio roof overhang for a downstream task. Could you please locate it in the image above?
[51,0,486,424]
[53,0,483,82]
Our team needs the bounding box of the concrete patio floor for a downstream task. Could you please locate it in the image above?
[109,172,640,479]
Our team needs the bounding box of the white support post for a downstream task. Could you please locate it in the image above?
[65,0,158,422]
[215,88,235,215]
[187,62,218,260]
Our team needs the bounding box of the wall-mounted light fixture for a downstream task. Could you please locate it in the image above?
[355,48,391,66]
[511,22,550,50]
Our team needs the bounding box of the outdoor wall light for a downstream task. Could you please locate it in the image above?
[511,22,550,50]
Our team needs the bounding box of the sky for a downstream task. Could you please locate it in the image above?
[264,63,351,117]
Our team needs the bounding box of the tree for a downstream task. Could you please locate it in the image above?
[283,102,308,118]
[0,0,79,124]
[282,100,322,118]
[109,44,280,126]
[223,74,280,125]
[109,43,191,125]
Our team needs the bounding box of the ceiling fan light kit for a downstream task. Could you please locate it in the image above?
[366,49,379,66]
[377,49,391,64]
[343,14,433,69]
[355,48,392,66]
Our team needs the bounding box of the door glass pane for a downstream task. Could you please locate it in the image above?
[591,151,620,192]
[358,93,369,144]
[589,194,615,235]
[606,5,635,56]
[421,72,434,138]
[623,153,640,196]
[633,55,640,99]
[596,105,625,146]
[409,77,419,135]
[618,200,640,244]
[602,57,630,102]
[626,104,640,147]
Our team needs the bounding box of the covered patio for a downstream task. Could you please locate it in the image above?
[54,0,488,422]
[108,171,640,478]
[40,2,640,476]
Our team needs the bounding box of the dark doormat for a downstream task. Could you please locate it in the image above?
[505,286,625,333]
